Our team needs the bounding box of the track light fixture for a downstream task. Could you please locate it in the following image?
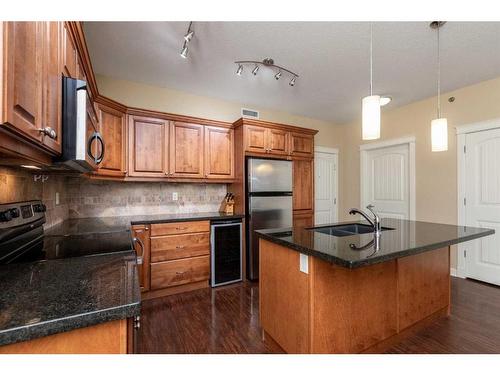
[180,22,194,59]
[180,42,188,59]
[234,58,299,87]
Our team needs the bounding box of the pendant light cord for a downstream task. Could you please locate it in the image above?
[370,22,373,96]
[437,25,441,119]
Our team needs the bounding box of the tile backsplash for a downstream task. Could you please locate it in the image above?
[0,167,69,228]
[0,166,228,225]
[66,177,227,218]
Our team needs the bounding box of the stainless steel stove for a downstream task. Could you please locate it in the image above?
[0,200,133,265]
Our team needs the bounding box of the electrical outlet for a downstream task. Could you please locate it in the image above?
[172,192,178,201]
[55,192,60,205]
[299,254,309,274]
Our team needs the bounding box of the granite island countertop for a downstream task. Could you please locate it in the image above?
[45,212,244,236]
[0,251,140,346]
[256,218,495,269]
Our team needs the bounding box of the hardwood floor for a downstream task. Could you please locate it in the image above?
[137,277,500,354]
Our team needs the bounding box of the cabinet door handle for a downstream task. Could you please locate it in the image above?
[175,245,185,249]
[132,237,145,259]
[176,271,187,275]
[39,127,57,139]
[175,227,188,230]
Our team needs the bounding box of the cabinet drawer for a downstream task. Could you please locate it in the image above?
[151,233,210,262]
[150,220,209,236]
[150,255,210,290]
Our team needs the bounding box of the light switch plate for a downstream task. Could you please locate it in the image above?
[172,192,178,201]
[55,192,60,205]
[300,254,309,274]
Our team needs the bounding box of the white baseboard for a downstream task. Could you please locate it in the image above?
[451,267,466,278]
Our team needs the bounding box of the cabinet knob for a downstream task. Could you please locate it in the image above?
[39,127,57,139]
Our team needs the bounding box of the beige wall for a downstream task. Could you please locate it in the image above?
[338,76,500,268]
[96,74,344,149]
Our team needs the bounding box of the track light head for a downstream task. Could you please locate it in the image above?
[289,76,296,87]
[184,30,194,43]
[236,65,243,76]
[252,65,259,76]
[275,70,282,80]
[180,42,188,59]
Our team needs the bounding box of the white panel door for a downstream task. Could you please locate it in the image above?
[465,128,500,285]
[314,152,338,225]
[362,144,410,219]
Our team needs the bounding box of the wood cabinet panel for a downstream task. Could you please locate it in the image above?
[290,132,314,157]
[41,22,62,154]
[204,126,234,179]
[132,225,151,293]
[244,125,267,154]
[293,158,314,211]
[293,210,314,228]
[0,319,128,354]
[150,255,210,290]
[151,232,210,262]
[128,115,169,177]
[267,128,289,155]
[398,247,450,331]
[170,122,204,178]
[259,239,310,353]
[97,104,126,176]
[61,22,77,78]
[3,22,43,143]
[150,220,210,237]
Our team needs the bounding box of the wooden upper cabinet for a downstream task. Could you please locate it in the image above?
[97,104,126,176]
[3,22,43,144]
[204,126,234,179]
[245,125,267,154]
[170,122,204,178]
[267,128,289,155]
[128,115,169,178]
[244,124,290,156]
[293,158,314,211]
[41,22,62,154]
[290,132,314,158]
[61,22,77,78]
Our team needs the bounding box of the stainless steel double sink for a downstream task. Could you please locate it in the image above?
[309,223,394,237]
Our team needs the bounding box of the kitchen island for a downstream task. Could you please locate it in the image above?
[256,219,494,354]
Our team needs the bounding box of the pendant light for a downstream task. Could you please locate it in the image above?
[362,23,381,140]
[430,21,448,152]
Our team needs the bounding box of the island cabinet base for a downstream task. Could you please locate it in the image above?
[259,239,450,354]
[0,319,130,354]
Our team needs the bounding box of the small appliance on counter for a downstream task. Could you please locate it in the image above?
[211,219,242,287]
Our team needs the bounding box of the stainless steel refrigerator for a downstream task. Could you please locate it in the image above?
[246,158,293,280]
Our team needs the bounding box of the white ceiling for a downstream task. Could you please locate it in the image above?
[83,22,500,124]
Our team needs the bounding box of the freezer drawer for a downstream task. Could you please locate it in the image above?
[248,158,292,192]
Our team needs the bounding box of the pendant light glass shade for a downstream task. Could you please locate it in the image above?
[362,95,381,140]
[431,117,448,152]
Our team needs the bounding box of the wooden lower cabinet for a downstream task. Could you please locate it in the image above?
[141,220,211,299]
[151,255,210,289]
[0,319,130,354]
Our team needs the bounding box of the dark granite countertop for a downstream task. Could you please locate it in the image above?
[257,218,495,269]
[0,251,140,346]
[45,212,244,236]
